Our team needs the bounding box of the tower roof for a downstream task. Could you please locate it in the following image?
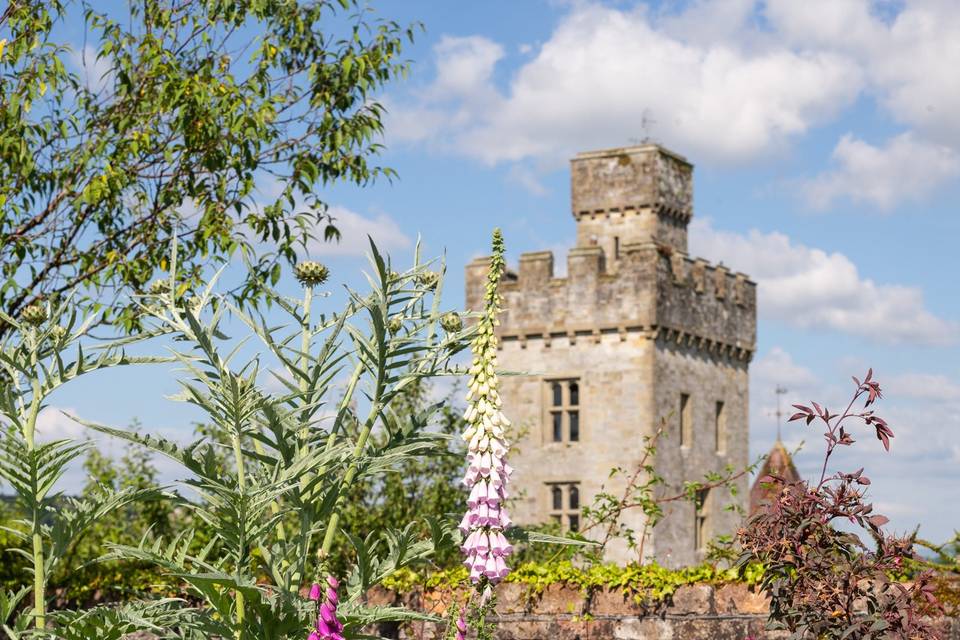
[573,143,691,166]
[749,440,802,516]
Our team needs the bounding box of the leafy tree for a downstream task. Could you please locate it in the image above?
[0,0,415,334]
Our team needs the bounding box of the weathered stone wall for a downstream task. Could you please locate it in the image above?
[379,583,960,640]
[492,323,657,563]
[650,340,750,567]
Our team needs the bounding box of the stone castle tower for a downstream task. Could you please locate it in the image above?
[465,144,757,566]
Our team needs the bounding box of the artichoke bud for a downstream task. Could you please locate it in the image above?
[416,271,440,290]
[50,325,68,342]
[387,314,404,334]
[148,280,171,296]
[21,303,47,326]
[440,312,463,333]
[295,261,330,288]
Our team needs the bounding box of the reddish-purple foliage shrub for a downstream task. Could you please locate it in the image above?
[738,370,942,639]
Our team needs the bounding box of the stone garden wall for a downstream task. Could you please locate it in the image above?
[373,582,960,640]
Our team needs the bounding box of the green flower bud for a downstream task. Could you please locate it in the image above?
[20,303,47,326]
[387,314,404,334]
[50,325,68,342]
[148,279,171,295]
[440,312,463,333]
[295,261,330,288]
[417,270,440,291]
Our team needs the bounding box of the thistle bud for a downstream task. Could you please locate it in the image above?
[49,325,68,342]
[295,261,330,288]
[20,303,47,326]
[387,314,404,334]
[440,312,463,333]
[416,270,440,290]
[148,280,170,296]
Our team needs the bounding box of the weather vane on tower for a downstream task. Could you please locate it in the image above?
[774,385,789,441]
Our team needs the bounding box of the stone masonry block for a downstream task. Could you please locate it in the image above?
[668,584,715,615]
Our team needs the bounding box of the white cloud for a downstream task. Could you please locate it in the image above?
[429,36,504,101]
[307,206,411,258]
[802,133,960,211]
[885,372,960,402]
[35,406,86,441]
[752,346,819,391]
[765,0,960,146]
[390,3,862,165]
[69,45,115,93]
[689,218,958,345]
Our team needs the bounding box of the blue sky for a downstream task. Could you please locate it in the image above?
[37,0,960,543]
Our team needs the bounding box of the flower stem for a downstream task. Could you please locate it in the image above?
[232,431,247,638]
[25,332,45,630]
[298,286,313,443]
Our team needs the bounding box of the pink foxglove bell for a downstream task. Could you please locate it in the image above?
[455,608,468,640]
[308,575,344,640]
[460,229,513,584]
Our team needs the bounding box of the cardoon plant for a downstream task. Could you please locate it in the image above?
[0,297,171,636]
[75,240,471,639]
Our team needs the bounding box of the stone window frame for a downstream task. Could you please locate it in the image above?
[679,392,692,449]
[546,481,581,532]
[694,487,712,552]
[544,377,581,444]
[714,400,727,454]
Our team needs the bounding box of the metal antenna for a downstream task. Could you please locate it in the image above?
[628,109,658,146]
[774,385,789,441]
[641,109,657,143]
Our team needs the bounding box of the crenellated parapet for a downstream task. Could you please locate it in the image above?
[465,242,756,361]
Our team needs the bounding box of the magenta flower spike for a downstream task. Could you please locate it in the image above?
[307,574,344,640]
[460,229,513,585]
[455,609,468,640]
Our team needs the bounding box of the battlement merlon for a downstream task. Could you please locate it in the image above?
[465,245,756,356]
[571,145,693,259]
